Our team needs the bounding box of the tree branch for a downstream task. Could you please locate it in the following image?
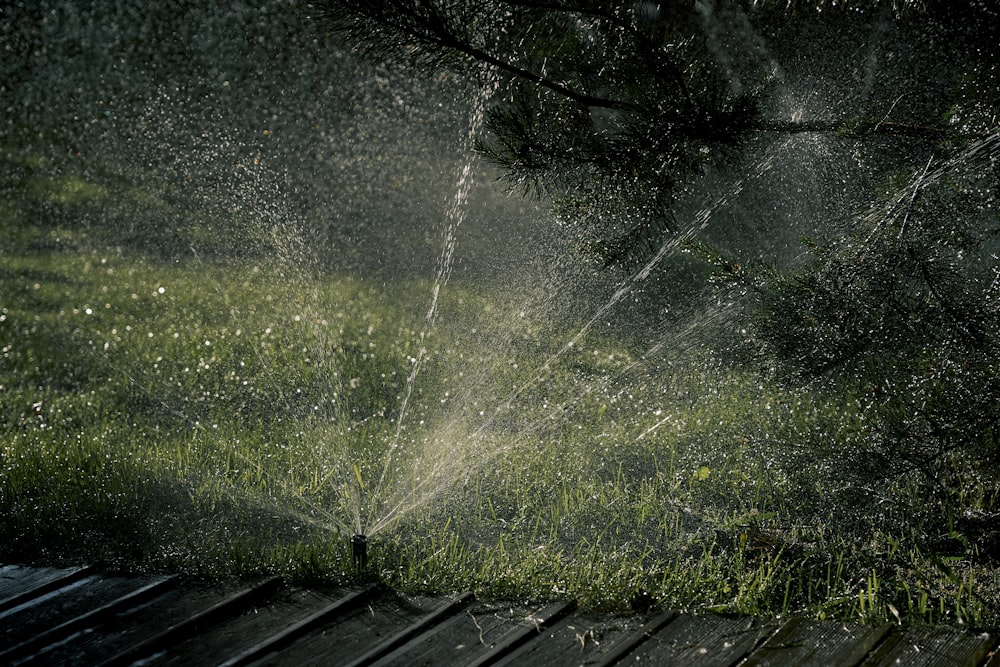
[319,0,637,111]
[495,0,695,109]
[433,29,639,111]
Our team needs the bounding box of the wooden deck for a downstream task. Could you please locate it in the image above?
[0,564,996,666]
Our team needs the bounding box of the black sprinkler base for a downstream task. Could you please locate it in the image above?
[351,533,368,570]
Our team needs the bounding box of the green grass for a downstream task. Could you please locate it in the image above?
[1,151,998,629]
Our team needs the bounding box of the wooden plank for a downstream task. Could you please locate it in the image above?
[218,584,383,667]
[343,591,476,667]
[862,625,994,667]
[622,612,783,666]
[741,618,891,667]
[0,565,80,601]
[0,575,176,664]
[2,565,997,667]
[96,576,283,667]
[32,582,256,665]
[0,564,97,613]
[0,565,66,600]
[494,611,650,667]
[980,636,1000,667]
[239,590,465,666]
[590,609,679,667]
[158,586,380,667]
[0,575,141,650]
[466,599,577,667]
[369,600,538,667]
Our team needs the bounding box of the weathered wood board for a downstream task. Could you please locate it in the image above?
[0,564,995,667]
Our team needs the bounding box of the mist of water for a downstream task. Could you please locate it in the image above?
[365,71,500,536]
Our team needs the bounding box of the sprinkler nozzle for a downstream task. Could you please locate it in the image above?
[351,533,368,570]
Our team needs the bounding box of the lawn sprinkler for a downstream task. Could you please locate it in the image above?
[351,533,369,570]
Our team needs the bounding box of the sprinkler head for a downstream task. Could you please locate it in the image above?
[351,533,368,570]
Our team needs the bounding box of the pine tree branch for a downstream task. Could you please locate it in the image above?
[316,0,637,111]
[434,30,639,111]
[494,0,695,110]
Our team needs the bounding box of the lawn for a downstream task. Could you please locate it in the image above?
[1,144,997,628]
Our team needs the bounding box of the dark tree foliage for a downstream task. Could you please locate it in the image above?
[313,0,997,268]
[744,135,1000,551]
[313,0,774,267]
